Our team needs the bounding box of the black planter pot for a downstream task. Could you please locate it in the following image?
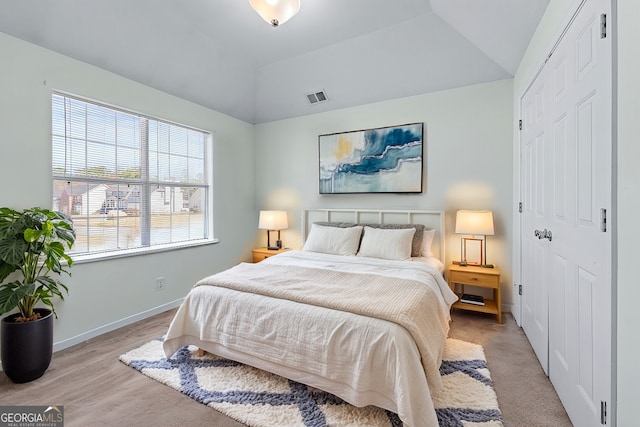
[1,308,54,383]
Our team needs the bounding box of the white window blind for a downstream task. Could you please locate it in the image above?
[52,93,210,256]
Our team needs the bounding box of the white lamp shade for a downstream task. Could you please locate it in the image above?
[249,0,300,26]
[455,210,494,236]
[258,210,288,230]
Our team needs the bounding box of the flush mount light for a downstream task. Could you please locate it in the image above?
[249,0,300,27]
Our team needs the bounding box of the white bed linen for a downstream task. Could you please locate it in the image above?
[163,251,457,427]
[412,256,444,273]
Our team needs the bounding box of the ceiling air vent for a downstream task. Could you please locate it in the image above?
[305,90,328,105]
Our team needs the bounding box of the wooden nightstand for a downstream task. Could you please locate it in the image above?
[252,247,288,263]
[448,264,502,323]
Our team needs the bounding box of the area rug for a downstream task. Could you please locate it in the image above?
[119,338,503,427]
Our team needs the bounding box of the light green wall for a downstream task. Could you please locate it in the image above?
[514,0,639,423]
[254,79,514,307]
[0,33,256,354]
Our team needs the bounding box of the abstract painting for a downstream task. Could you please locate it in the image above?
[318,123,423,194]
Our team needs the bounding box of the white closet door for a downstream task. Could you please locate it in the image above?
[520,0,612,425]
[520,74,550,374]
[546,0,612,425]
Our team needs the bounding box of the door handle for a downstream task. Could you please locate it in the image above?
[534,228,553,242]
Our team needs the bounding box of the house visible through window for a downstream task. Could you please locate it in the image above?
[52,93,210,256]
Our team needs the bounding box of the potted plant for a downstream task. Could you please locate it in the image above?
[0,207,75,383]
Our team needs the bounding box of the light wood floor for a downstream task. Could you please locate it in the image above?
[0,309,572,426]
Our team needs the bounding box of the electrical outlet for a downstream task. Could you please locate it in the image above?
[155,277,166,291]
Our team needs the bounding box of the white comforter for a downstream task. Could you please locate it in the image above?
[163,250,458,427]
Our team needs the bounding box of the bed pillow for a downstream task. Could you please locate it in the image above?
[364,223,424,257]
[315,222,424,257]
[357,226,416,260]
[422,228,436,257]
[302,224,363,256]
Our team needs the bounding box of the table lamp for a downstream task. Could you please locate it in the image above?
[455,210,495,268]
[258,210,288,250]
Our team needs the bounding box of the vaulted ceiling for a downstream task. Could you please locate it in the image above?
[0,0,548,124]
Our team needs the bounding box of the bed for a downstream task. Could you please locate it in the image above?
[163,209,458,427]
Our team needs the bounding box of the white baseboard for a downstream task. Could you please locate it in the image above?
[0,299,184,372]
[52,298,184,352]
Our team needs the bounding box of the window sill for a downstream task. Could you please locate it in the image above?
[71,238,219,265]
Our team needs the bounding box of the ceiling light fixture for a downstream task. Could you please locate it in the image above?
[249,0,300,27]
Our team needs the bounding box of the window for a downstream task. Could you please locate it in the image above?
[52,93,211,256]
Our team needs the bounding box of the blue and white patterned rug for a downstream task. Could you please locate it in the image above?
[119,338,503,427]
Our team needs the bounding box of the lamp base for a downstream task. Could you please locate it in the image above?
[481,263,494,269]
[266,231,283,250]
[452,261,468,267]
[267,239,282,250]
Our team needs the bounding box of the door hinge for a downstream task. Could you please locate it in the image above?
[519,202,523,213]
[601,208,607,232]
[601,400,607,424]
[519,119,523,130]
[600,14,607,39]
[519,284,523,296]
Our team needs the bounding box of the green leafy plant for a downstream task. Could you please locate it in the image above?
[0,207,75,321]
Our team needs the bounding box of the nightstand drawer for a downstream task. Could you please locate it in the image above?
[253,253,273,263]
[449,270,499,287]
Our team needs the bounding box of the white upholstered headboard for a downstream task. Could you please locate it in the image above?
[301,209,445,263]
